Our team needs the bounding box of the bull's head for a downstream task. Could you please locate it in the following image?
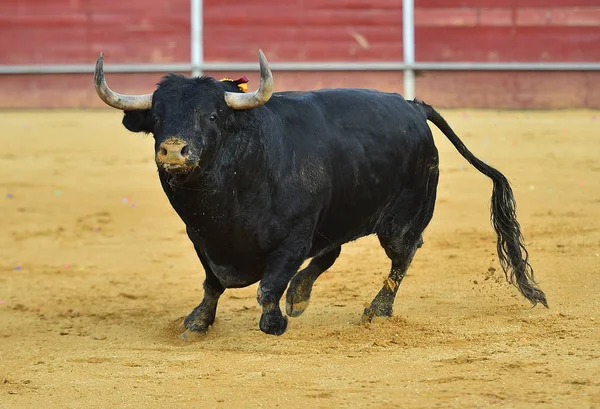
[94,50,273,176]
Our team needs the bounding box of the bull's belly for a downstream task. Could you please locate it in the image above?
[204,255,264,289]
[308,225,374,258]
[308,203,383,256]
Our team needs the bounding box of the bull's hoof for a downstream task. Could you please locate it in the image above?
[259,312,288,336]
[286,299,309,318]
[286,274,315,318]
[362,304,393,323]
[183,312,213,333]
[183,319,211,333]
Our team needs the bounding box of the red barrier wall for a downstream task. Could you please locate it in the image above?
[1,0,599,108]
[0,0,190,64]
[204,0,600,63]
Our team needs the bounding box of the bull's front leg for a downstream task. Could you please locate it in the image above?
[183,266,224,332]
[183,239,225,333]
[257,246,308,335]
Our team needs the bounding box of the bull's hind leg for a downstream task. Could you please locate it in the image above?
[363,169,439,321]
[286,246,341,317]
[363,234,423,320]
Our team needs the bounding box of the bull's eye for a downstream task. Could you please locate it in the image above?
[209,113,217,123]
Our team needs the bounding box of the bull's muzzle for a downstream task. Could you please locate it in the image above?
[156,138,194,173]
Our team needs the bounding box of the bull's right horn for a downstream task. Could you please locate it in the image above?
[224,49,274,110]
[94,53,153,110]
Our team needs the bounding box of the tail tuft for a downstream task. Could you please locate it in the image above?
[489,171,548,307]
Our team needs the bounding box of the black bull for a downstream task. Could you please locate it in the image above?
[94,50,547,336]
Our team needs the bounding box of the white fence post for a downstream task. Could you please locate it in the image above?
[191,0,203,77]
[403,0,415,100]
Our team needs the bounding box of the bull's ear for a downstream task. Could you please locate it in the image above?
[122,109,153,133]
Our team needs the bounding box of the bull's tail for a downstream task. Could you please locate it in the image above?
[412,98,548,308]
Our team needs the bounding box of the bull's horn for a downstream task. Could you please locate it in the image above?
[94,53,153,110]
[224,49,273,110]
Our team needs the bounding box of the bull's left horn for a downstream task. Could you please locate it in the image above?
[224,49,273,110]
[94,53,153,110]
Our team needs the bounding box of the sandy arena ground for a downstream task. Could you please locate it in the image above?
[1,109,599,408]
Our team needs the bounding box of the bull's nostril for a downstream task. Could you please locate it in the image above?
[180,145,189,156]
[160,147,167,156]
